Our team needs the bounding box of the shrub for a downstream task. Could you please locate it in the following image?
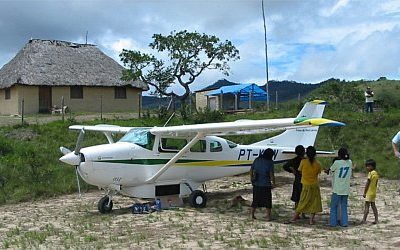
[191,108,225,124]
[0,136,12,156]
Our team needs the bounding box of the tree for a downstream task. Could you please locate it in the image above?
[120,30,240,101]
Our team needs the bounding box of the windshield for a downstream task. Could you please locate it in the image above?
[119,128,153,149]
[226,139,237,148]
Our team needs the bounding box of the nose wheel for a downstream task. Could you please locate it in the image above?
[189,190,207,208]
[98,196,113,214]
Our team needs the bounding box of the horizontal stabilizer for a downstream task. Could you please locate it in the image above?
[282,150,337,158]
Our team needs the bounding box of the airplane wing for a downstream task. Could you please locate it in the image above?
[69,124,136,134]
[149,117,345,137]
[68,124,143,144]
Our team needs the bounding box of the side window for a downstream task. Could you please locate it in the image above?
[114,86,127,99]
[210,141,222,152]
[70,86,83,99]
[159,138,187,152]
[190,140,206,152]
[5,88,11,100]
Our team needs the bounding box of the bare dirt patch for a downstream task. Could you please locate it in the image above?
[0,172,399,249]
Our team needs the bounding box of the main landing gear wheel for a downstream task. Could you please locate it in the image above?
[189,190,207,208]
[98,196,113,214]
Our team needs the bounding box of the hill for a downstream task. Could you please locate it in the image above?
[263,80,320,102]
[142,96,171,109]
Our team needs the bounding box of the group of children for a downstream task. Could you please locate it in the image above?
[250,145,379,226]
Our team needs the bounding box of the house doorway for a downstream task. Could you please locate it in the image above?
[39,86,52,113]
[208,96,218,111]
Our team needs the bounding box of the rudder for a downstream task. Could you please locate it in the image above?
[251,100,327,148]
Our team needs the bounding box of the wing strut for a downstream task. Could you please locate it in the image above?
[103,132,114,144]
[145,132,204,183]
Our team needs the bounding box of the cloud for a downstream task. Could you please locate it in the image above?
[291,26,400,82]
[0,0,399,93]
[320,0,349,17]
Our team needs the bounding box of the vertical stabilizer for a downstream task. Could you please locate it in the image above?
[251,100,327,148]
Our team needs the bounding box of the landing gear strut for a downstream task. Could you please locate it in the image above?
[189,190,207,208]
[98,196,113,214]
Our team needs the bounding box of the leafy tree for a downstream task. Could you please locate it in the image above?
[310,79,363,111]
[120,30,240,101]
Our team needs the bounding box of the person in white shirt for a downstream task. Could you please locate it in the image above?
[391,131,400,194]
[364,87,374,113]
[328,148,352,227]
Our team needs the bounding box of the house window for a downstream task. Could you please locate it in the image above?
[5,88,10,100]
[70,86,83,99]
[115,86,127,99]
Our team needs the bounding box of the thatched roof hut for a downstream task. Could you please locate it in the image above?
[0,39,148,90]
[0,39,148,115]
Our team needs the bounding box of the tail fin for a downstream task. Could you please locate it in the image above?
[251,100,327,148]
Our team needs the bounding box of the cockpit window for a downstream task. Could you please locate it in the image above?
[210,141,222,152]
[226,140,237,148]
[119,128,154,150]
[190,140,206,152]
[159,138,188,152]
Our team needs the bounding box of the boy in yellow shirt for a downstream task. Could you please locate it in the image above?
[362,159,379,224]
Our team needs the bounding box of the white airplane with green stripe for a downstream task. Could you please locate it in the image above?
[59,100,345,213]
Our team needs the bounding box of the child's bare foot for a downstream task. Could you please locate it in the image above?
[372,221,378,224]
[252,215,256,220]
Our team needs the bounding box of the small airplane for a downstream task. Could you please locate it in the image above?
[59,100,344,213]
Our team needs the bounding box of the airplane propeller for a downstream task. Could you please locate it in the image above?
[74,129,85,155]
[59,128,85,198]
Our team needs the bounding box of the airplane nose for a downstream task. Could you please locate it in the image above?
[59,152,81,166]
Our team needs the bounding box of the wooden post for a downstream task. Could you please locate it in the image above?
[248,91,252,109]
[21,98,24,125]
[100,95,103,120]
[138,93,142,118]
[172,95,175,112]
[61,96,65,122]
[234,94,238,110]
[275,90,278,110]
[189,92,192,115]
[220,92,223,110]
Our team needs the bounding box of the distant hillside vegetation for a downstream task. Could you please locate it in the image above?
[262,80,320,102]
[142,96,171,110]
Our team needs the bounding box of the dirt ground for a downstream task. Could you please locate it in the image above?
[0,172,399,249]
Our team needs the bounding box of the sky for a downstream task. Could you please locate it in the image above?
[0,0,399,94]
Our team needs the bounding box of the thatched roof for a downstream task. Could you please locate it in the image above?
[0,39,148,90]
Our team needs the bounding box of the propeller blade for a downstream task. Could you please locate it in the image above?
[75,166,82,198]
[74,129,85,155]
[59,146,72,155]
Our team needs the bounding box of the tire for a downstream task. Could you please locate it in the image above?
[189,190,207,208]
[98,196,113,214]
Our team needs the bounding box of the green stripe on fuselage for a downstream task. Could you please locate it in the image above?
[94,159,211,165]
[93,159,251,167]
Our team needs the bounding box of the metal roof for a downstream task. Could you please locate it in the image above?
[206,83,267,101]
